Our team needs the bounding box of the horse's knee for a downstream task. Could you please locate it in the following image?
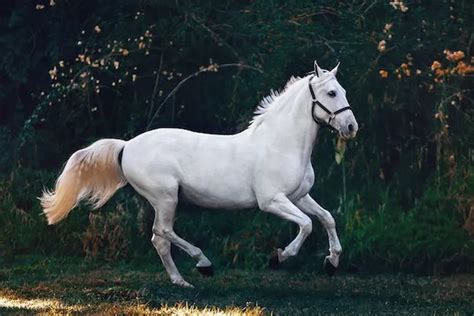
[151,234,167,245]
[151,235,170,254]
[301,220,312,235]
[153,226,173,239]
[322,211,336,228]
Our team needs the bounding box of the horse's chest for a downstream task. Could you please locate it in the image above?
[265,163,314,200]
[287,168,314,201]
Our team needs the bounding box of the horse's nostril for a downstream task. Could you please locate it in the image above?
[348,124,354,132]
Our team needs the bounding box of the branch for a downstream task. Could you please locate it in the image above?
[146,63,263,131]
[189,13,240,60]
[147,52,164,121]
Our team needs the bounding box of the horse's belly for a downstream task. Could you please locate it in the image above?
[180,181,257,209]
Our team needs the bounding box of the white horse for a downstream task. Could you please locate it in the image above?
[40,61,358,288]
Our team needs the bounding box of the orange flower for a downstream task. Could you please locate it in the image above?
[379,70,389,78]
[435,68,445,77]
[431,61,441,70]
[455,61,474,75]
[453,51,465,61]
[444,49,465,62]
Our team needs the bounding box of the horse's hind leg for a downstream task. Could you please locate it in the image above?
[149,189,213,287]
[151,234,190,287]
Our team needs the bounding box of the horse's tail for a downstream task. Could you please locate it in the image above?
[39,138,127,225]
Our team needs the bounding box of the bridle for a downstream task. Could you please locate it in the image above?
[308,74,352,129]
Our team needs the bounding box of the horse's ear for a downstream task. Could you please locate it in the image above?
[330,62,340,76]
[314,60,324,77]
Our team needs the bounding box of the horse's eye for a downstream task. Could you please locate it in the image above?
[328,91,336,97]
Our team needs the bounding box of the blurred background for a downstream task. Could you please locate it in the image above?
[1,0,473,275]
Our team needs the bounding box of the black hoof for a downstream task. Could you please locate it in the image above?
[269,250,281,270]
[324,257,337,277]
[197,265,214,277]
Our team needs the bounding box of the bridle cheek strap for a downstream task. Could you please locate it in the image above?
[308,75,352,128]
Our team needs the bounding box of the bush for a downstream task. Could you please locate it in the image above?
[0,0,473,273]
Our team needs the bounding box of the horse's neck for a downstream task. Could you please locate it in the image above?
[256,82,319,163]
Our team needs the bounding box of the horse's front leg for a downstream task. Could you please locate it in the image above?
[260,193,313,265]
[295,194,342,275]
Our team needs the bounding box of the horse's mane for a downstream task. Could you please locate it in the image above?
[249,75,302,128]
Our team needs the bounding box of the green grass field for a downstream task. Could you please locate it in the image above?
[0,255,473,314]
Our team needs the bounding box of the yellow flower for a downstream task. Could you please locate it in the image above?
[378,40,386,52]
[383,23,393,33]
[122,49,129,56]
[48,66,57,80]
[379,70,389,78]
[389,0,408,12]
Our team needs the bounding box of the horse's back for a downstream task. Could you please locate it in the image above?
[122,128,257,209]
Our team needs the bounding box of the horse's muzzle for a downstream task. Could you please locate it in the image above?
[339,121,358,140]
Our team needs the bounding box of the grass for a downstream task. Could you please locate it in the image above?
[0,255,473,314]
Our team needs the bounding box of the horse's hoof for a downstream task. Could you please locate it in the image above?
[197,265,214,277]
[324,257,337,276]
[171,278,194,288]
[269,249,281,269]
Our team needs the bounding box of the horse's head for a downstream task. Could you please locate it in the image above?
[309,61,358,140]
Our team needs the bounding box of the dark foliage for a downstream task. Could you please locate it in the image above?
[0,0,473,273]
